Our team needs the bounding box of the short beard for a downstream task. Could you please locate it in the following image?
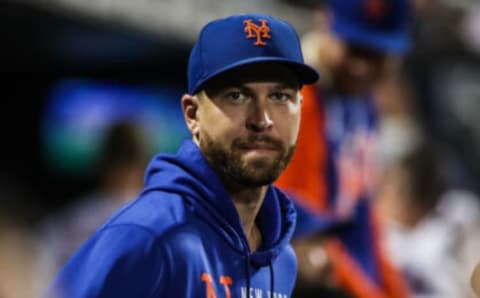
[200,132,296,188]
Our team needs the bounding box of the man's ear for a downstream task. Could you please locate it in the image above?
[181,93,200,139]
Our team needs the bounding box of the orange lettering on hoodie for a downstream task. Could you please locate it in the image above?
[201,273,217,298]
[219,275,233,298]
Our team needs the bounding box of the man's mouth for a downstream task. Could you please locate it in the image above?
[239,142,278,151]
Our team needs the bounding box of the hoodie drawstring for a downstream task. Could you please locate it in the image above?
[245,253,251,297]
[269,260,275,297]
[245,255,276,297]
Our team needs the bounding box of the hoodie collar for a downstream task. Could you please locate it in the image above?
[143,140,296,265]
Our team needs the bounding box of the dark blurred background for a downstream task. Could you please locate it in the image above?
[1,0,192,219]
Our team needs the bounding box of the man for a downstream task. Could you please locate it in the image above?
[46,13,318,298]
[275,0,412,297]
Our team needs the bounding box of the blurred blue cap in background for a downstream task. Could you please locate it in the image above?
[330,0,412,53]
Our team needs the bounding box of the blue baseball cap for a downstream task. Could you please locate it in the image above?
[187,13,319,94]
[330,0,412,53]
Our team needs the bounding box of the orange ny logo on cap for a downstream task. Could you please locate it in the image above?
[243,19,271,46]
[364,0,386,19]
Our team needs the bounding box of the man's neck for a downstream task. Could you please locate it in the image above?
[229,185,267,252]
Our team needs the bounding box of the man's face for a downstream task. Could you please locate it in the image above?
[183,63,302,187]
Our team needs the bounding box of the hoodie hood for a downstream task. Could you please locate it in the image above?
[143,139,296,267]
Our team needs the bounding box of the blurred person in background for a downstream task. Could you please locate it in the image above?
[275,0,413,297]
[376,138,480,298]
[373,2,480,296]
[39,121,149,285]
[0,177,43,298]
[406,0,480,192]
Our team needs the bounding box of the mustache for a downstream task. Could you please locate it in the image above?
[233,135,283,150]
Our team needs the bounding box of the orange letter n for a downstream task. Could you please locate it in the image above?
[201,273,217,298]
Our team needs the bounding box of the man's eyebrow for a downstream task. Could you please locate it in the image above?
[206,80,300,95]
[211,84,246,94]
[242,79,300,89]
[273,81,300,90]
[203,83,244,97]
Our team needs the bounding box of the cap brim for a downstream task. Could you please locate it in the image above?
[332,19,410,54]
[191,57,319,94]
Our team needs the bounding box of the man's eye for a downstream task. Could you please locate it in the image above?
[225,91,247,102]
[271,92,291,102]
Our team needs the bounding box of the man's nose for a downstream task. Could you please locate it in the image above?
[246,100,273,132]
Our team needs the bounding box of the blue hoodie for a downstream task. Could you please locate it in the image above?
[48,140,297,298]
